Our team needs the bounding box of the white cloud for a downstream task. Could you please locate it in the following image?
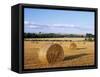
[70,24,76,27]
[24,21,92,31]
[24,21,77,28]
[53,24,65,27]
[52,24,77,28]
[24,21,29,24]
[29,25,39,28]
[24,21,40,29]
[24,21,35,25]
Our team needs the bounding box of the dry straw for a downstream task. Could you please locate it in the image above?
[38,44,64,64]
[69,42,77,49]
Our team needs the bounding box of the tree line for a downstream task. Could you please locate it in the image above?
[24,32,94,38]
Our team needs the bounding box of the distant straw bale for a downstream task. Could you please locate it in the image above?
[69,42,77,49]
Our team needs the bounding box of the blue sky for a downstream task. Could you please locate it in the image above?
[24,8,94,35]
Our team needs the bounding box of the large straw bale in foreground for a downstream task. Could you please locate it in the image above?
[38,44,64,64]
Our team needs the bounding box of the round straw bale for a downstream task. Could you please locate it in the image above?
[38,44,64,64]
[69,42,77,49]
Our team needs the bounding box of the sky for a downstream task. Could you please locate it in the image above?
[24,8,94,35]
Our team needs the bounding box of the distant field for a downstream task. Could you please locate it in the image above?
[24,37,86,41]
[24,38,95,69]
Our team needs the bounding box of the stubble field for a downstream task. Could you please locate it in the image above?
[24,38,94,69]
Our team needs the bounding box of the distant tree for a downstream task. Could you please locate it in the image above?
[24,33,32,38]
[86,33,94,38]
[85,33,94,41]
[39,32,42,34]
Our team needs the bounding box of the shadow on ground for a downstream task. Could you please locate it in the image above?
[64,53,88,61]
[76,48,86,50]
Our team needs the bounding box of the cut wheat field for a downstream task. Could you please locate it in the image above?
[24,38,94,69]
